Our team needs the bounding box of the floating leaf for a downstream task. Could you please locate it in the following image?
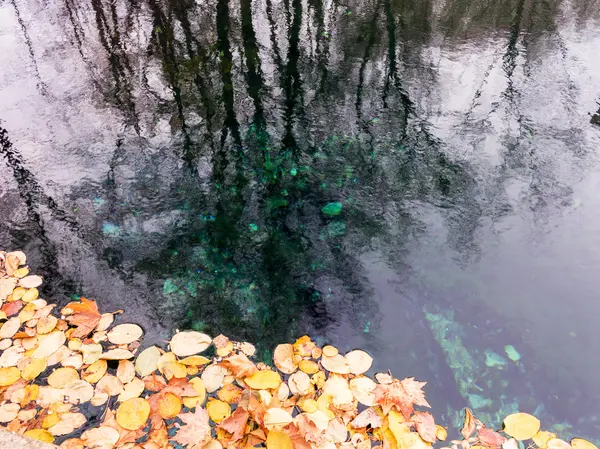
[82,359,108,384]
[207,399,231,423]
[116,397,151,430]
[23,429,55,444]
[0,317,20,339]
[64,298,102,338]
[245,369,282,390]
[0,402,20,423]
[503,413,541,440]
[18,275,43,288]
[534,431,557,448]
[170,331,212,356]
[135,345,161,377]
[48,367,80,388]
[107,323,143,344]
[101,348,134,360]
[273,344,297,374]
[0,366,21,386]
[266,430,294,449]
[33,330,66,358]
[345,350,373,375]
[571,439,598,449]
[63,380,94,404]
[81,426,120,448]
[158,392,182,419]
[462,408,477,440]
[174,407,212,448]
[21,357,47,380]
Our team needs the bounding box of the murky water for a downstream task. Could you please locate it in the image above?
[1,0,600,440]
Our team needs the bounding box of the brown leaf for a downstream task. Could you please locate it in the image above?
[2,300,24,317]
[64,298,102,338]
[350,407,382,429]
[218,406,249,441]
[143,374,168,392]
[478,427,507,448]
[413,411,437,443]
[173,406,212,449]
[462,408,477,440]
[163,377,200,397]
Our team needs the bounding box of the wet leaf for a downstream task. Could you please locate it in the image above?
[202,364,227,393]
[266,430,294,449]
[345,349,373,375]
[0,317,21,339]
[48,367,80,388]
[207,399,231,423]
[219,353,257,378]
[81,426,120,448]
[0,366,21,386]
[18,275,43,289]
[24,429,55,444]
[351,407,382,429]
[173,406,212,448]
[534,431,557,448]
[503,413,541,440]
[97,374,124,396]
[33,330,66,358]
[107,323,144,344]
[0,402,20,423]
[264,407,293,428]
[116,397,151,430]
[64,298,102,338]
[63,380,94,404]
[157,392,182,419]
[571,439,598,449]
[101,348,135,360]
[274,343,297,374]
[135,346,161,377]
[82,359,108,384]
[413,411,437,443]
[170,331,212,356]
[218,407,249,441]
[478,427,507,447]
[21,357,47,380]
[118,377,145,402]
[462,408,477,440]
[245,369,282,390]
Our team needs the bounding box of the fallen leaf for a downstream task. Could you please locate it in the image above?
[157,392,182,419]
[18,275,43,289]
[0,402,20,423]
[21,357,47,380]
[245,369,282,390]
[170,331,212,357]
[48,367,80,388]
[63,380,94,404]
[23,429,55,444]
[345,350,373,375]
[503,413,541,440]
[81,426,120,448]
[274,344,298,374]
[33,330,66,358]
[135,346,161,377]
[64,298,102,338]
[534,431,557,448]
[118,377,146,402]
[321,354,351,374]
[219,406,249,441]
[47,412,87,436]
[107,323,144,345]
[202,364,227,393]
[413,411,437,443]
[117,360,136,384]
[207,399,231,423]
[350,407,382,429]
[0,366,21,386]
[101,348,135,360]
[462,408,477,440]
[264,407,293,428]
[266,430,294,449]
[116,397,151,430]
[219,353,257,378]
[0,317,21,339]
[97,374,124,396]
[478,427,507,447]
[82,359,108,384]
[400,377,430,407]
[173,406,212,449]
[571,439,598,449]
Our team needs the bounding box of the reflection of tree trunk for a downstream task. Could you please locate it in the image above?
[90,0,139,132]
[147,0,194,165]
[10,0,46,94]
[382,0,413,139]
[240,0,266,128]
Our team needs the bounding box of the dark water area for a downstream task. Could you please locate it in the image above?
[1,0,600,441]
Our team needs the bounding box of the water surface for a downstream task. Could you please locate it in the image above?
[1,0,600,439]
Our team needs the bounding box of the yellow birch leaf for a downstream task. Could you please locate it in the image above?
[81,359,107,384]
[299,359,319,374]
[116,397,151,430]
[180,355,211,366]
[135,345,161,377]
[533,431,557,448]
[244,370,282,390]
[48,367,80,388]
[22,288,39,303]
[436,425,448,441]
[571,439,598,449]
[503,413,541,440]
[24,429,55,444]
[158,392,182,419]
[273,344,297,374]
[0,366,21,386]
[266,430,293,449]
[107,323,143,344]
[21,357,47,380]
[170,331,212,356]
[206,399,231,423]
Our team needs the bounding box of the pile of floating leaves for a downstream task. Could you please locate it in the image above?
[0,250,597,449]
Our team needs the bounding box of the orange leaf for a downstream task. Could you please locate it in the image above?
[219,353,258,378]
[462,408,477,440]
[64,298,102,338]
[478,427,507,447]
[218,406,249,441]
[374,379,414,419]
[173,407,211,448]
[412,411,437,443]
[143,374,168,392]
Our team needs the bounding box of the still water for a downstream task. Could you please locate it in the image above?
[1,0,600,440]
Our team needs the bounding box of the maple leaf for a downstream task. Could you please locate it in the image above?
[400,377,430,408]
[284,423,312,449]
[374,379,414,419]
[412,411,437,443]
[173,406,212,449]
[64,298,102,338]
[218,406,249,441]
[219,353,258,378]
[163,377,199,397]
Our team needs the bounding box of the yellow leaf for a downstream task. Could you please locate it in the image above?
[299,359,319,374]
[207,399,231,423]
[266,430,293,449]
[162,361,188,380]
[0,366,21,386]
[345,350,373,375]
[436,425,448,441]
[116,360,136,384]
[158,392,182,419]
[323,345,339,357]
[42,412,61,429]
[571,439,598,449]
[503,413,541,440]
[107,323,143,344]
[116,397,151,430]
[264,407,293,428]
[547,439,572,449]
[22,287,39,302]
[118,377,145,402]
[33,331,66,359]
[244,370,282,390]
[13,267,30,278]
[273,344,297,374]
[100,348,134,360]
[0,317,21,339]
[48,367,80,388]
[18,302,36,322]
[135,345,161,377]
[170,331,212,356]
[21,357,47,380]
[81,359,108,384]
[180,355,211,366]
[0,403,20,423]
[533,431,557,448]
[24,429,55,444]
